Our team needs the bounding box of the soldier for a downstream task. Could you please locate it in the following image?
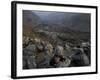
[50,55,71,68]
[82,42,91,64]
[54,44,64,56]
[23,36,30,48]
[44,42,53,57]
[37,41,53,68]
[34,38,44,52]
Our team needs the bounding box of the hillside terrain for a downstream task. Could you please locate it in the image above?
[22,10,91,69]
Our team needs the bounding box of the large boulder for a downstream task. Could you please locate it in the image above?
[23,44,37,69]
[23,44,36,56]
[70,49,89,66]
[23,56,36,69]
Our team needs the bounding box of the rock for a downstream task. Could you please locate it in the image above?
[27,56,37,69]
[26,44,36,52]
[23,56,36,69]
[34,38,41,43]
[23,44,37,69]
[70,49,89,66]
[37,55,51,68]
[23,44,36,56]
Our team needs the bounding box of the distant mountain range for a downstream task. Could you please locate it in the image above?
[23,10,90,33]
[23,10,90,43]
